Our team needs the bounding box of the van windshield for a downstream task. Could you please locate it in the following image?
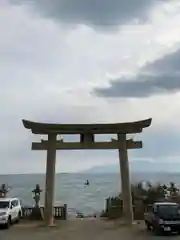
[0,201,10,209]
[157,205,179,215]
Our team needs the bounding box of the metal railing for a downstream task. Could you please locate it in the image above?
[22,204,67,220]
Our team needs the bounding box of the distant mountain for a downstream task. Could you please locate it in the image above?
[84,164,119,173]
[84,161,180,173]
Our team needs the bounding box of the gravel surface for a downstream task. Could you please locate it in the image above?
[0,220,179,240]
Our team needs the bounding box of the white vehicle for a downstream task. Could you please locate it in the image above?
[0,198,22,228]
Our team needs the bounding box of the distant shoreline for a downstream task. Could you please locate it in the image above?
[0,171,180,176]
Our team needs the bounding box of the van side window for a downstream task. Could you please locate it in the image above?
[11,200,18,207]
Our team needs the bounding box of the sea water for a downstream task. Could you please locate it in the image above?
[0,172,179,216]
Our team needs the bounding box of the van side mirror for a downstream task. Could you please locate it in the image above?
[10,204,13,209]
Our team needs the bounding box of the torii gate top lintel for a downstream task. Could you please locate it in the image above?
[22,118,152,135]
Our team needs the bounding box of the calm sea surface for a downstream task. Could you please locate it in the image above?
[0,173,180,216]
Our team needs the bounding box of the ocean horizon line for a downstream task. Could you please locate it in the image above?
[0,171,180,176]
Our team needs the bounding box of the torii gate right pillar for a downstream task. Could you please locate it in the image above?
[44,133,57,226]
[118,133,133,224]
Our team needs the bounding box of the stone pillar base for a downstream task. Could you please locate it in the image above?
[30,207,43,221]
[38,222,57,228]
[44,216,56,227]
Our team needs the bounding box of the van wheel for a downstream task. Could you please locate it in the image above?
[145,221,151,231]
[16,212,21,223]
[5,216,11,229]
[152,225,161,235]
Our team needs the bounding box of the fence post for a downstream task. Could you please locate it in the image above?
[64,204,67,220]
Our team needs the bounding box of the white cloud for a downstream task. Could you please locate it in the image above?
[0,0,180,173]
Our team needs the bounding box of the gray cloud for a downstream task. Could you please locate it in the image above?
[9,0,157,29]
[1,0,180,174]
[94,73,180,98]
[94,48,180,98]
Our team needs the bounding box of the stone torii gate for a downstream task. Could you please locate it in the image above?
[22,118,152,226]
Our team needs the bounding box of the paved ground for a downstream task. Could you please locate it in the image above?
[0,219,180,240]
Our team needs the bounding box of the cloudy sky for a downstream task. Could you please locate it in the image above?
[1,0,180,174]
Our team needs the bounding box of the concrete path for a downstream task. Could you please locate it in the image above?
[0,219,179,240]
